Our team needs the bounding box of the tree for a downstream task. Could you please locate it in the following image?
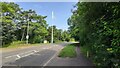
[1,2,49,45]
[61,30,71,42]
[68,2,120,67]
[1,2,21,45]
[46,25,71,43]
[46,25,61,43]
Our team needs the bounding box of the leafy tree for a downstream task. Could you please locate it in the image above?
[1,2,49,45]
[61,30,71,42]
[68,2,120,67]
[46,25,61,43]
[1,2,21,45]
[46,26,71,43]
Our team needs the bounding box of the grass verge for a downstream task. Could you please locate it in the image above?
[80,45,91,58]
[2,41,47,48]
[58,44,77,58]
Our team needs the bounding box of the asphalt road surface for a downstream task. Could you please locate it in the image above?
[1,42,94,68]
[2,43,69,66]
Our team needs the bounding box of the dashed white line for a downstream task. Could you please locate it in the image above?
[42,51,58,68]
[5,55,16,59]
[33,54,41,56]
[22,52,34,57]
[17,50,34,55]
[33,50,39,53]
[5,50,39,59]
[16,55,21,58]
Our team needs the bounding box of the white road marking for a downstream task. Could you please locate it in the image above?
[42,51,58,68]
[17,50,34,55]
[16,51,40,60]
[33,53,41,56]
[16,55,21,58]
[16,52,35,60]
[5,50,34,59]
[33,50,39,53]
[16,55,21,60]
[5,55,16,59]
[21,52,34,57]
[5,50,38,59]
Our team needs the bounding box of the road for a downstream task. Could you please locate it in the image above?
[2,43,69,67]
[1,42,94,68]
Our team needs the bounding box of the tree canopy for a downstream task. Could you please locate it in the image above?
[68,2,120,67]
[1,2,72,46]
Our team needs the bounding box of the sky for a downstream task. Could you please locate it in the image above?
[16,2,77,30]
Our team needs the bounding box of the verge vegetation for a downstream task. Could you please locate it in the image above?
[68,2,120,67]
[58,44,77,58]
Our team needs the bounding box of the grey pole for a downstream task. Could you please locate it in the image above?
[26,12,31,44]
[51,11,54,43]
[26,16,29,44]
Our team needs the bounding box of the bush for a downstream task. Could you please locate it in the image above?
[2,41,25,48]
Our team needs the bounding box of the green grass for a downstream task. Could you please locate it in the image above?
[2,41,46,48]
[2,41,25,48]
[58,44,77,58]
[80,45,91,57]
[54,40,63,43]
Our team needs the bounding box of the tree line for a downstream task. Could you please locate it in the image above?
[0,2,72,46]
[68,2,120,67]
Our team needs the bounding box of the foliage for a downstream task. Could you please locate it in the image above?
[58,44,77,58]
[1,2,19,45]
[1,2,48,45]
[2,41,25,48]
[68,2,120,67]
[2,42,42,48]
[1,2,72,47]
[46,26,71,43]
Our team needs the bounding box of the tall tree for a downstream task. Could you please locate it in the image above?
[68,2,120,67]
[1,2,21,45]
[1,2,49,45]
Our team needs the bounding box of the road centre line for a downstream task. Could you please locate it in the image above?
[5,50,38,59]
[16,52,35,60]
[42,47,61,68]
[16,50,35,55]
[5,55,17,59]
[42,52,57,68]
[16,50,40,60]
[16,55,21,59]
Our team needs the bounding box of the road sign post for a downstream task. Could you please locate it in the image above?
[26,35,29,44]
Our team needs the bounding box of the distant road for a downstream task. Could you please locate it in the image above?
[2,43,70,66]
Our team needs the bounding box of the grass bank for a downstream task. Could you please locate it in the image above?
[1,41,48,48]
[58,44,77,58]
[80,45,91,57]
